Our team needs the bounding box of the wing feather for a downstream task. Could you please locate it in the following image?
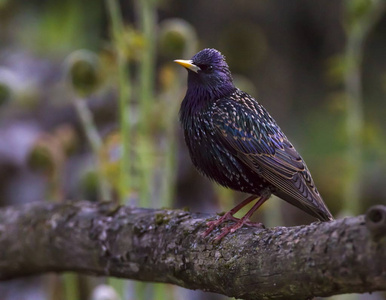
[211,92,333,221]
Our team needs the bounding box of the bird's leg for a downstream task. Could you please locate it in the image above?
[213,194,269,242]
[202,195,257,237]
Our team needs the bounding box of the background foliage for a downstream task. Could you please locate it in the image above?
[0,0,385,299]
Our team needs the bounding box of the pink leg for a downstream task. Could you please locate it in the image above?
[213,194,270,242]
[202,195,257,237]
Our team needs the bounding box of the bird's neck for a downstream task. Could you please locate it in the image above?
[183,79,235,108]
[180,85,234,121]
[179,92,206,127]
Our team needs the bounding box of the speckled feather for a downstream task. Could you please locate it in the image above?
[178,48,333,221]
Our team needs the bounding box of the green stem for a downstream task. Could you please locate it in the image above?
[343,0,386,215]
[160,91,178,207]
[161,129,177,207]
[344,37,363,215]
[136,0,157,207]
[106,0,124,34]
[106,0,131,204]
[73,97,110,201]
[117,54,131,204]
[137,0,156,134]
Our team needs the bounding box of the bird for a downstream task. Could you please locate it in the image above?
[174,48,333,241]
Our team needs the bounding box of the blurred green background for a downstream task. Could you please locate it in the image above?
[0,0,385,299]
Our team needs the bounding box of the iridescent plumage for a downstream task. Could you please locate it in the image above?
[175,48,333,239]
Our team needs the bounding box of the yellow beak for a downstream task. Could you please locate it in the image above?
[174,59,201,73]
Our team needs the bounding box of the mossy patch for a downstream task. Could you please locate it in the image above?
[155,213,171,226]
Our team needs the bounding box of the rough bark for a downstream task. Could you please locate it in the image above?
[0,201,385,300]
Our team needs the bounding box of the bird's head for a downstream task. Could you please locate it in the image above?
[175,48,235,101]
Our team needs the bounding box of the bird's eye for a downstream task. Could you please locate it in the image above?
[198,64,213,73]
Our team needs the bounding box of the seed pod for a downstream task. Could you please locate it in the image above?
[158,18,198,59]
[65,49,101,97]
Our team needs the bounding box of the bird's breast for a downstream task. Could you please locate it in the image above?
[182,113,268,193]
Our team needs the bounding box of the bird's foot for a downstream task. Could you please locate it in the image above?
[202,212,239,237]
[213,219,265,242]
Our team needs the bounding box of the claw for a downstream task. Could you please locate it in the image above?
[202,194,269,241]
[202,212,238,237]
[213,219,264,241]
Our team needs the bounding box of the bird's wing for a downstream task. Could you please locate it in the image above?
[211,94,333,220]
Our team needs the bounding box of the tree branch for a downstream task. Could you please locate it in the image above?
[0,201,385,300]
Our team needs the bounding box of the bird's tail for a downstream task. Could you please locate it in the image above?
[275,190,334,221]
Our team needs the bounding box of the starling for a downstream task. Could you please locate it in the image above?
[175,48,333,240]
